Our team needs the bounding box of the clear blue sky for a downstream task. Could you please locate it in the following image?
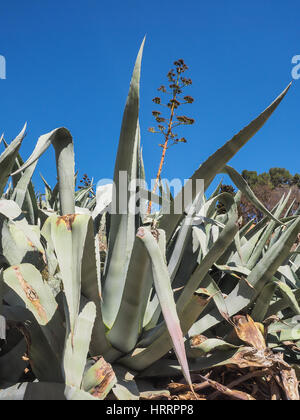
[0,0,299,193]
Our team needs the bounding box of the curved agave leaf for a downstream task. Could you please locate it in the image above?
[12,159,38,213]
[12,128,75,215]
[10,151,39,224]
[102,39,145,328]
[0,124,27,196]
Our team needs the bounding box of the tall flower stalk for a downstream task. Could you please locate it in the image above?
[147,59,194,213]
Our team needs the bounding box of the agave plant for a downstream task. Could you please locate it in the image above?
[0,39,299,400]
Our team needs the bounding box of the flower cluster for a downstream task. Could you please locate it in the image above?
[78,173,95,197]
[148,58,195,148]
[147,59,195,213]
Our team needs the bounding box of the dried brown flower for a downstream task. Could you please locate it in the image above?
[184,95,194,104]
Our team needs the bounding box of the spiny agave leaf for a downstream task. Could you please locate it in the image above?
[103,39,145,328]
[160,83,291,241]
[80,216,112,357]
[43,214,91,336]
[64,302,96,389]
[134,227,192,387]
[108,236,151,353]
[12,128,75,215]
[2,264,65,360]
[0,124,27,195]
[222,165,283,224]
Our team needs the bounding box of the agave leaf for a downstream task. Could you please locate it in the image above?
[176,194,239,312]
[2,305,63,383]
[160,83,291,241]
[12,128,75,215]
[0,315,5,341]
[111,365,139,401]
[0,339,27,385]
[2,264,65,360]
[10,151,39,224]
[0,383,99,400]
[80,216,113,357]
[108,236,151,353]
[187,338,239,358]
[64,302,96,389]
[222,166,283,225]
[0,124,27,196]
[0,383,28,400]
[12,160,38,211]
[132,227,192,386]
[278,264,299,287]
[266,289,300,318]
[82,357,116,399]
[247,192,292,270]
[251,282,277,322]
[102,39,145,328]
[192,217,300,335]
[271,279,300,316]
[139,349,238,379]
[44,214,91,336]
[120,288,210,372]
